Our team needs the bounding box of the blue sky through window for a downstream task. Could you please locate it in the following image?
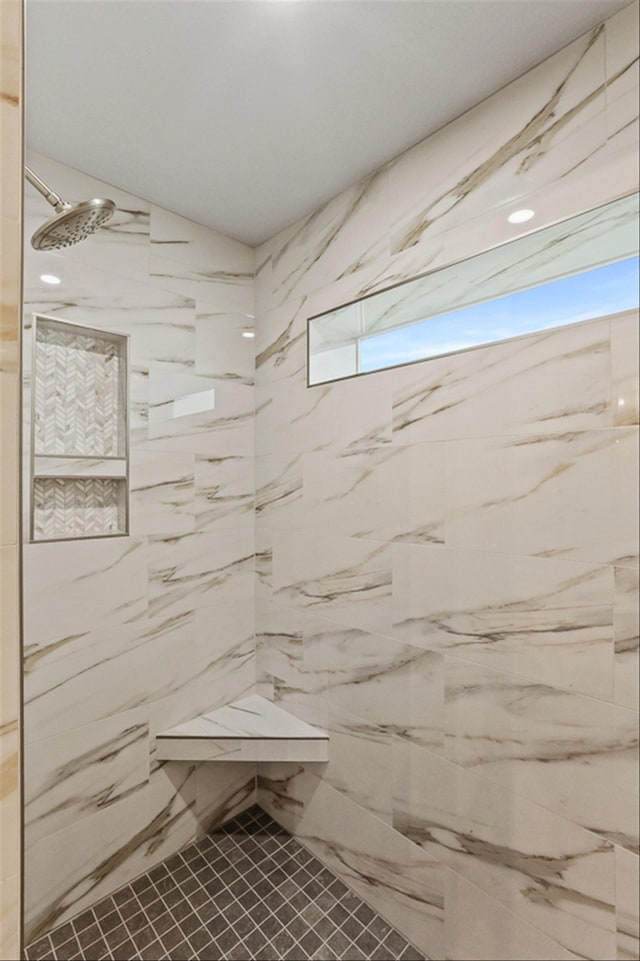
[359,256,640,373]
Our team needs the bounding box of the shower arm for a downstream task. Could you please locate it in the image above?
[24,165,70,213]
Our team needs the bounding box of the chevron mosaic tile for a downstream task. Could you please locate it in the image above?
[31,317,128,540]
[32,477,127,541]
[34,318,126,458]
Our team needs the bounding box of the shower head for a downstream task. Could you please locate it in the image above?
[25,166,116,251]
[30,199,117,251]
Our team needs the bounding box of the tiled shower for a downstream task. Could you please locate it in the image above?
[1,1,639,960]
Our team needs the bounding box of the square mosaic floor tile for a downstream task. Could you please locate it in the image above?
[25,806,428,961]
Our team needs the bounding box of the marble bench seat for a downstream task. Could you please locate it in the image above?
[155,694,329,762]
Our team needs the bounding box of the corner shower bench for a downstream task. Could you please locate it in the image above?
[155,694,329,763]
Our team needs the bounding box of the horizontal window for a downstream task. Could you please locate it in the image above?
[307,192,639,386]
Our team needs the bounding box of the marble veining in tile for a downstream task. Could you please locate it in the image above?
[393,739,616,959]
[444,658,639,853]
[393,543,615,699]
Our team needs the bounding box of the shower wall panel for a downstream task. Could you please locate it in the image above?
[0,1,23,958]
[21,153,257,941]
[254,5,640,960]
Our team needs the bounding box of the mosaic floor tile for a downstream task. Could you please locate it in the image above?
[25,806,428,961]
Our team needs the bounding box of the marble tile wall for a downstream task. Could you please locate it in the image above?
[255,5,640,960]
[21,152,257,942]
[0,0,23,958]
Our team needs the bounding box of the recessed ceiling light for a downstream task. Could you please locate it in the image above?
[242,331,255,339]
[40,273,61,285]
[507,209,535,224]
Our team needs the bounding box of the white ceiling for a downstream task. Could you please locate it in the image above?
[26,0,631,246]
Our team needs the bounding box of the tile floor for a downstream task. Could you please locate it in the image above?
[25,806,427,961]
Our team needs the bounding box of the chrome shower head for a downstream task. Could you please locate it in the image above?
[30,198,117,251]
[25,166,116,251]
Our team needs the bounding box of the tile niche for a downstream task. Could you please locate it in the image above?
[31,315,129,541]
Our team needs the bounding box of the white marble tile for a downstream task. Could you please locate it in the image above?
[393,740,616,959]
[444,658,639,853]
[616,846,640,961]
[24,607,253,939]
[388,25,607,254]
[23,255,197,370]
[150,205,254,279]
[301,615,444,756]
[255,599,305,689]
[157,736,326,763]
[446,428,639,568]
[272,530,392,636]
[255,453,303,531]
[130,450,195,536]
[149,249,254,315]
[20,149,260,939]
[24,612,195,740]
[33,457,127,479]
[129,364,150,445]
[269,678,330,731]
[255,297,307,389]
[269,381,340,456]
[195,762,256,837]
[147,360,214,410]
[614,566,640,711]
[26,597,252,753]
[24,762,198,942]
[195,310,255,382]
[25,709,150,847]
[303,443,447,545]
[23,537,148,648]
[158,693,326,740]
[317,169,390,289]
[146,362,220,446]
[143,360,254,458]
[255,526,273,602]
[148,199,253,315]
[194,453,254,533]
[302,447,394,540]
[444,869,579,961]
[393,543,615,699]
[391,318,613,446]
[300,227,450,330]
[144,398,254,458]
[146,601,255,751]
[264,680,392,821]
[611,312,639,427]
[148,528,254,619]
[190,600,256,711]
[254,382,273,457]
[604,2,639,160]
[331,371,393,450]
[259,167,389,312]
[320,701,392,824]
[258,765,444,959]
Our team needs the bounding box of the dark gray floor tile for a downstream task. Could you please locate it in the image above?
[49,924,75,950]
[24,936,53,960]
[26,805,428,961]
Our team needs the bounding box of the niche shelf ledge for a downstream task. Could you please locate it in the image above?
[155,694,329,763]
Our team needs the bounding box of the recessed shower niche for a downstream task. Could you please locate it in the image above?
[30,315,129,542]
